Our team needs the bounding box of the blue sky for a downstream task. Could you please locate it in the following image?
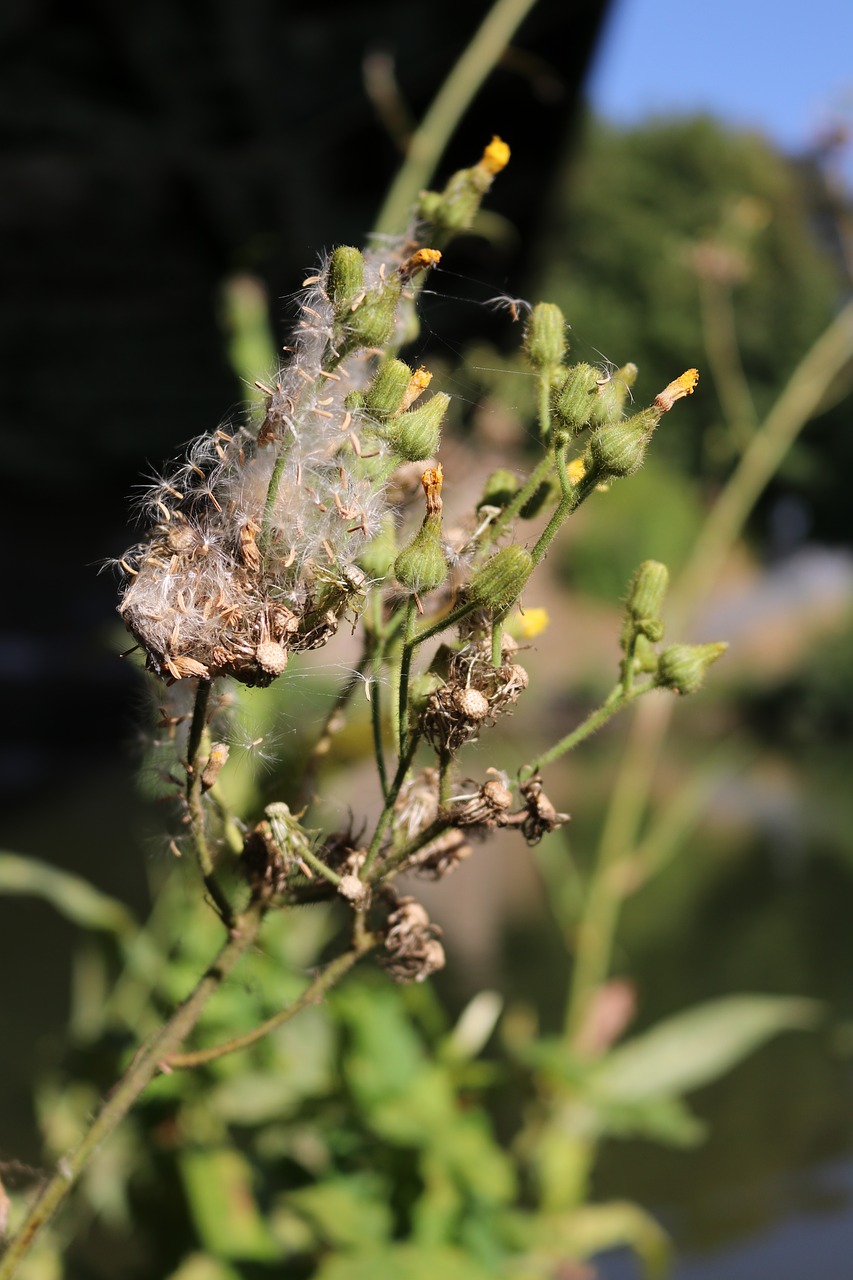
[585,0,853,185]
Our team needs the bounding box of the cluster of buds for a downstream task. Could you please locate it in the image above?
[620,559,728,693]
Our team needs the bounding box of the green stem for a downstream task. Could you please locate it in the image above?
[296,846,344,888]
[370,593,390,798]
[0,899,267,1279]
[165,934,376,1069]
[362,732,422,876]
[372,0,542,236]
[529,444,599,569]
[398,596,418,756]
[698,274,757,452]
[522,681,653,780]
[185,681,234,927]
[674,297,853,630]
[490,616,503,666]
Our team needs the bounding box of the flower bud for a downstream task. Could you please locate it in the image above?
[418,136,510,234]
[468,545,534,614]
[552,363,600,435]
[478,468,519,511]
[362,359,414,419]
[524,303,568,371]
[624,560,669,644]
[588,407,661,478]
[345,273,403,350]
[384,392,449,462]
[326,246,365,320]
[394,515,448,594]
[589,362,639,426]
[656,642,728,694]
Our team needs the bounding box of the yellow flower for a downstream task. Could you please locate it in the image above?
[399,248,442,281]
[398,366,433,414]
[566,456,587,486]
[654,368,699,413]
[479,136,511,175]
[511,606,549,639]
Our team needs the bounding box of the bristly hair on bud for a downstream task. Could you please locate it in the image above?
[394,466,448,595]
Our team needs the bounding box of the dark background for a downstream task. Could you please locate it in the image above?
[0,0,609,808]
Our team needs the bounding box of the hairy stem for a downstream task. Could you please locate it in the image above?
[397,596,418,756]
[185,681,234,926]
[522,680,654,780]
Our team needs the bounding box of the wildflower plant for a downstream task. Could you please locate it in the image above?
[6,130,835,1280]
[113,136,715,987]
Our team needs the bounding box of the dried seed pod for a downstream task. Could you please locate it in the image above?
[378,893,446,983]
[517,775,570,845]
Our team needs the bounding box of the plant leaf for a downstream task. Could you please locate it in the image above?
[0,851,136,936]
[594,994,821,1102]
[179,1148,280,1261]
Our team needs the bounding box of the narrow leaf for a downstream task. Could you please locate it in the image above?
[0,851,136,936]
[595,995,820,1102]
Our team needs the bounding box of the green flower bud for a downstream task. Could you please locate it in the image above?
[469,545,534,614]
[394,514,447,594]
[552,363,600,435]
[478,468,519,511]
[384,393,449,462]
[524,303,568,370]
[357,514,397,581]
[656,642,728,695]
[588,407,661,478]
[344,273,403,351]
[326,246,365,320]
[418,137,510,234]
[363,359,413,419]
[633,633,659,674]
[625,560,669,644]
[589,362,639,427]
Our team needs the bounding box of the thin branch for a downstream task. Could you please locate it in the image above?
[165,936,377,1070]
[0,899,267,1279]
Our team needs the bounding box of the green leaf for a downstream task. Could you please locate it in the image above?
[285,1174,393,1248]
[594,994,821,1103]
[314,1243,496,1280]
[507,1201,671,1280]
[166,1254,242,1280]
[338,983,458,1143]
[0,851,137,936]
[589,1093,706,1147]
[179,1148,280,1261]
